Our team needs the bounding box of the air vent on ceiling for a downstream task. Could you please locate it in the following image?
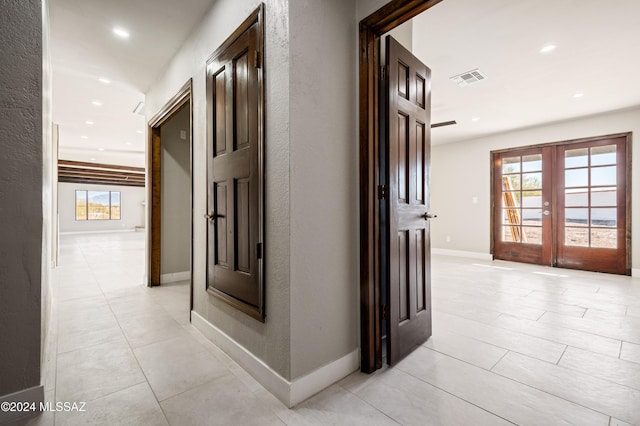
[450,69,488,87]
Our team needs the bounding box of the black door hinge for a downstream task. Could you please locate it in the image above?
[381,304,388,320]
[256,242,263,259]
[378,184,387,200]
[255,51,261,69]
[379,65,386,81]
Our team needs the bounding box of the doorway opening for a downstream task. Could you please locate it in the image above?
[147,80,194,313]
[492,133,631,275]
[359,0,442,373]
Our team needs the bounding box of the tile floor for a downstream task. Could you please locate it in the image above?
[21,232,640,425]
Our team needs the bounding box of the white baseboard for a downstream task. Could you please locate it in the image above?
[160,271,191,284]
[59,229,136,235]
[191,311,359,407]
[0,385,44,424]
[432,248,493,260]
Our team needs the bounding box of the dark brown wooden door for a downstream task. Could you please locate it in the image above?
[493,147,553,265]
[206,7,265,321]
[556,137,628,274]
[493,136,629,275]
[383,35,432,365]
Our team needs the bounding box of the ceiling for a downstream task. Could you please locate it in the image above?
[50,0,640,163]
[411,0,640,145]
[50,0,215,166]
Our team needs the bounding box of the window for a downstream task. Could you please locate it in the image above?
[75,190,121,220]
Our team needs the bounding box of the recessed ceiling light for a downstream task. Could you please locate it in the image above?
[81,135,88,139]
[472,117,480,122]
[573,92,585,98]
[113,27,130,39]
[125,142,132,146]
[85,120,94,125]
[136,130,143,134]
[91,101,102,107]
[98,148,105,151]
[540,44,557,54]
[98,77,111,84]
[90,157,96,161]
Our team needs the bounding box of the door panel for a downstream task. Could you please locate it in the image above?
[383,35,432,365]
[556,137,628,274]
[492,136,629,275]
[493,147,552,265]
[206,6,265,321]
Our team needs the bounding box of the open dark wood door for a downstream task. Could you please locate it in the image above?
[205,6,265,321]
[382,35,433,365]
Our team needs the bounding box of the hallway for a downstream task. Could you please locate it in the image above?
[30,232,640,425]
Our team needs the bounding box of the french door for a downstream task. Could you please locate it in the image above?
[492,135,630,275]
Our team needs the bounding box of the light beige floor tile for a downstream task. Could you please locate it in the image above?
[435,293,545,321]
[351,367,511,426]
[54,382,168,426]
[56,340,146,403]
[493,351,640,425]
[434,311,567,363]
[628,305,640,318]
[397,347,608,426]
[160,374,284,426]
[539,312,640,344]
[422,329,507,370]
[489,314,621,358]
[56,310,126,354]
[117,310,186,348]
[558,346,640,390]
[620,342,640,364]
[610,418,634,426]
[291,384,399,426]
[583,308,640,328]
[433,303,501,324]
[53,282,104,301]
[526,291,627,314]
[134,334,229,401]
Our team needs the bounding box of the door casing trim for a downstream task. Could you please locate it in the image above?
[147,79,194,314]
[359,0,443,373]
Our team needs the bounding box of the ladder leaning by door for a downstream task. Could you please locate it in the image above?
[502,176,527,243]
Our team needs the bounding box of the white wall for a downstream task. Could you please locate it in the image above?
[160,107,190,276]
[431,107,640,268]
[289,0,359,380]
[58,182,145,233]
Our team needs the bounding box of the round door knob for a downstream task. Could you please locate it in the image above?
[423,212,437,220]
[204,211,217,221]
[543,210,550,216]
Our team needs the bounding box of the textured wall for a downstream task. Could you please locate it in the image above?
[288,0,359,379]
[160,106,191,275]
[0,0,43,397]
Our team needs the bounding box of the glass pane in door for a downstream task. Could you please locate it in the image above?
[562,145,618,249]
[500,155,541,245]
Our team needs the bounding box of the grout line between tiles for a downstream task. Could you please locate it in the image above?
[489,350,510,372]
[339,384,403,425]
[395,358,518,425]
[478,357,620,423]
[555,345,569,365]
